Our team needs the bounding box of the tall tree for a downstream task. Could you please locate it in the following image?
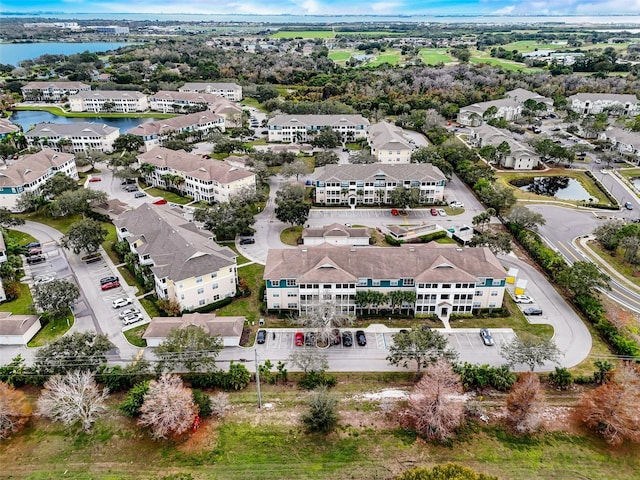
[37,371,108,432]
[500,335,563,372]
[275,183,310,226]
[557,261,610,298]
[506,372,546,434]
[0,381,32,440]
[388,186,421,209]
[50,189,108,217]
[113,133,144,153]
[577,362,640,446]
[403,359,465,442]
[33,279,80,319]
[280,158,311,181]
[194,196,256,240]
[155,325,222,374]
[506,206,546,231]
[61,218,108,254]
[34,332,114,376]
[138,374,197,440]
[0,207,25,229]
[387,328,457,374]
[41,172,78,198]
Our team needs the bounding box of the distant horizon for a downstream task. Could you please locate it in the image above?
[4,0,640,19]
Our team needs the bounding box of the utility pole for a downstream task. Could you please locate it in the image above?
[255,348,262,409]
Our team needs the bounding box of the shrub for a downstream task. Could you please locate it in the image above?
[548,367,573,390]
[120,381,150,417]
[299,371,337,390]
[301,387,339,434]
[192,389,212,418]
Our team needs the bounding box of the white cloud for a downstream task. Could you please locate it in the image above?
[492,5,516,14]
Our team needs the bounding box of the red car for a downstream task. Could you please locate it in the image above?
[88,177,102,182]
[101,281,120,291]
[430,208,438,216]
[391,209,399,216]
[294,332,304,346]
[153,198,168,205]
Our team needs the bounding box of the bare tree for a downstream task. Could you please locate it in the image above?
[138,374,197,440]
[403,359,465,442]
[37,371,108,431]
[0,382,32,439]
[506,372,545,434]
[577,362,640,446]
[294,299,355,346]
[288,349,329,374]
[210,392,231,419]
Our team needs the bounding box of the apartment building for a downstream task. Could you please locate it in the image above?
[367,121,415,163]
[25,122,120,153]
[458,88,553,126]
[138,147,256,203]
[469,124,540,170]
[263,244,507,319]
[313,164,446,207]
[267,114,370,143]
[600,127,640,162]
[568,93,640,116]
[114,204,238,312]
[0,118,20,139]
[178,82,243,101]
[127,110,225,151]
[20,81,91,101]
[68,90,148,113]
[0,149,77,210]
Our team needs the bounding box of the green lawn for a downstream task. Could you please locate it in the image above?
[418,48,453,64]
[27,313,74,347]
[217,263,265,323]
[271,30,335,39]
[369,51,401,67]
[0,283,33,315]
[329,51,352,62]
[123,324,148,347]
[280,226,302,246]
[13,105,174,119]
[141,187,192,205]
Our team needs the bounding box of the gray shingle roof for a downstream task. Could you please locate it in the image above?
[302,223,370,239]
[143,313,244,340]
[0,149,75,188]
[25,122,118,138]
[114,204,236,282]
[69,90,146,100]
[264,244,505,284]
[267,114,370,127]
[368,121,413,151]
[0,311,40,337]
[126,111,223,137]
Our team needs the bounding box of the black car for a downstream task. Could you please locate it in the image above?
[26,254,46,265]
[26,242,41,249]
[256,329,266,344]
[305,332,316,347]
[239,238,255,245]
[100,276,118,285]
[342,331,353,347]
[355,330,367,347]
[523,307,543,316]
[479,328,495,346]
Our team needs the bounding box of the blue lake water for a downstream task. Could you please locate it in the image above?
[0,42,139,67]
[9,110,160,133]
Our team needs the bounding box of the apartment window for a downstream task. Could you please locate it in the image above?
[196,276,203,283]
[372,280,380,286]
[442,284,451,289]
[491,291,498,296]
[475,291,483,296]
[213,294,220,301]
[441,294,450,300]
[402,278,414,286]
[180,294,184,300]
[212,283,218,289]
[287,292,297,297]
[211,272,218,279]
[287,303,298,309]
[492,279,502,286]
[273,303,280,308]
[197,288,204,295]
[273,293,280,298]
[286,279,297,287]
[357,278,367,286]
[390,279,398,286]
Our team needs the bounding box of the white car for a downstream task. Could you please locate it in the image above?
[112,297,133,309]
[119,307,139,318]
[450,201,464,208]
[437,209,447,216]
[122,313,143,325]
[34,275,56,285]
[514,295,534,304]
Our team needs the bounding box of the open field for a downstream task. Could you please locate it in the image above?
[419,48,453,64]
[271,30,335,39]
[2,381,639,480]
[368,50,402,67]
[328,51,352,62]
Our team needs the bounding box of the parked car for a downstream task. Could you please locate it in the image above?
[100,276,118,285]
[82,252,102,264]
[26,242,41,249]
[305,332,316,347]
[134,191,147,198]
[34,274,55,285]
[119,307,139,318]
[27,255,46,265]
[450,201,464,208]
[514,294,534,304]
[112,297,133,309]
[523,307,544,316]
[28,248,42,256]
[479,328,495,346]
[356,330,367,347]
[331,328,341,346]
[437,209,447,216]
[342,331,353,347]
[430,208,438,216]
[256,329,267,344]
[391,208,399,216]
[125,185,139,192]
[239,238,255,245]
[294,331,304,346]
[626,202,634,210]
[101,281,119,291]
[153,198,168,205]
[121,178,136,185]
[88,177,102,182]
[122,313,143,325]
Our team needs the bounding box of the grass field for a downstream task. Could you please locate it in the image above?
[369,51,402,66]
[271,30,335,39]
[419,48,453,64]
[328,51,352,62]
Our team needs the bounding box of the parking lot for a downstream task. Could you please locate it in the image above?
[248,327,516,371]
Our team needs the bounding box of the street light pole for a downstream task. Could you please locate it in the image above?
[255,348,262,409]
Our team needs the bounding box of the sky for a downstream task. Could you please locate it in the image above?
[3,0,640,17]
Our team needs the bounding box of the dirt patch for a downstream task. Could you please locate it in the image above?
[176,418,220,454]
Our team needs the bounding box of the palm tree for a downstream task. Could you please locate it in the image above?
[57,137,73,153]
[138,162,156,179]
